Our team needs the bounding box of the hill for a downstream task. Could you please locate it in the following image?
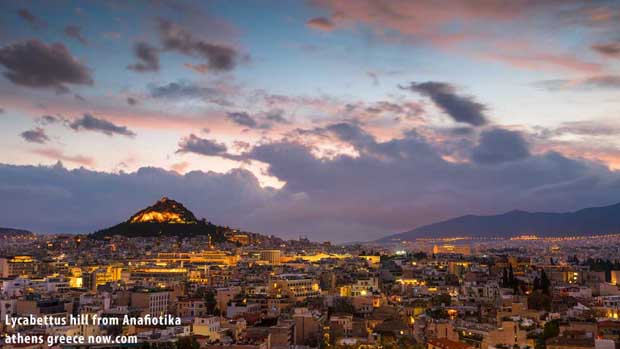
[379,201,620,242]
[0,227,34,237]
[91,197,228,241]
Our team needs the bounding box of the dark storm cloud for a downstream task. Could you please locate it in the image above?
[127,42,160,72]
[403,81,489,126]
[227,111,258,128]
[471,128,531,164]
[0,163,274,234]
[242,126,620,241]
[177,134,228,156]
[64,25,88,45]
[0,40,93,92]
[4,125,620,241]
[157,18,239,72]
[69,113,135,137]
[20,127,50,144]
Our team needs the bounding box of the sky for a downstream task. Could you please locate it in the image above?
[1,0,620,242]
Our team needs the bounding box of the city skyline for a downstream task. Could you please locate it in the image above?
[1,1,620,241]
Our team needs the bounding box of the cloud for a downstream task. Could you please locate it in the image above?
[308,1,611,73]
[548,120,620,137]
[471,128,530,164]
[535,75,620,91]
[17,9,46,28]
[69,113,136,137]
[323,122,376,150]
[150,81,215,98]
[403,81,489,126]
[483,52,602,74]
[148,80,231,106]
[37,114,63,125]
[184,63,210,74]
[64,25,88,45]
[0,40,93,92]
[0,163,273,234]
[127,42,160,72]
[265,109,289,124]
[4,124,620,242]
[20,127,50,144]
[367,71,379,86]
[170,161,190,173]
[242,126,620,241]
[592,42,620,58]
[306,17,335,31]
[31,149,94,167]
[157,18,239,72]
[227,111,258,128]
[363,100,425,119]
[176,134,228,156]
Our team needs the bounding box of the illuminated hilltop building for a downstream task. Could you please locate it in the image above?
[129,197,198,224]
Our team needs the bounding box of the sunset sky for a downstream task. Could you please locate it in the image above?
[1,0,620,242]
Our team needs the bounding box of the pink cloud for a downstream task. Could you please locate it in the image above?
[32,148,95,167]
[306,17,336,31]
[170,161,190,173]
[310,0,608,74]
[482,52,602,74]
[310,0,526,36]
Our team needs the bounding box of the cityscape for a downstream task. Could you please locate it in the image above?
[2,0,620,348]
[2,197,620,348]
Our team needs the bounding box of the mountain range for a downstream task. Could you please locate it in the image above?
[379,201,620,242]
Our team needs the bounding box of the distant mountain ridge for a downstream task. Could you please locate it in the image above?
[379,201,620,242]
[91,197,228,240]
[0,227,34,237]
